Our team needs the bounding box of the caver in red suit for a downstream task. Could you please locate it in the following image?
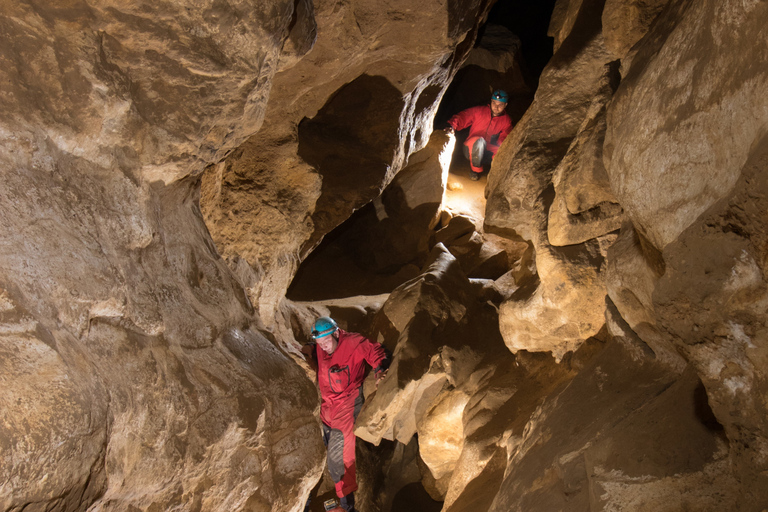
[447,91,514,176]
[305,317,389,512]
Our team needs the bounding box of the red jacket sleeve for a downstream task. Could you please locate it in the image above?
[448,106,483,131]
[359,337,389,374]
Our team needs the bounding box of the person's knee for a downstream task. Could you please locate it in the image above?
[471,138,486,167]
[462,144,470,161]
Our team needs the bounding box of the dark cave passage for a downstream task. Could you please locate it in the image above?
[289,0,555,302]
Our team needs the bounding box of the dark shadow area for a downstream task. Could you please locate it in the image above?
[486,0,557,81]
[693,381,726,434]
[298,74,405,252]
[287,200,424,301]
[391,482,443,512]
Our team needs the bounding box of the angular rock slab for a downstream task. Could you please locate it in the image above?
[604,0,768,251]
[602,0,674,60]
[487,340,739,512]
[548,63,624,247]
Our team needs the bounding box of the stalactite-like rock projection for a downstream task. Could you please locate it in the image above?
[2,0,768,511]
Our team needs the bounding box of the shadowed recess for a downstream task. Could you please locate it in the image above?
[298,74,404,252]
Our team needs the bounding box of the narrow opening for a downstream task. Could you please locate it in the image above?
[288,0,555,301]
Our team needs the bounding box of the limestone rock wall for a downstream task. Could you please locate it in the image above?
[3,0,768,510]
[0,1,326,511]
[604,0,768,495]
[1,0,498,510]
[478,0,768,508]
[199,0,495,324]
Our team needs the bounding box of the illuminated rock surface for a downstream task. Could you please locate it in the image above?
[2,0,768,511]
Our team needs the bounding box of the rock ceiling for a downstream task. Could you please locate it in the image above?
[1,0,767,511]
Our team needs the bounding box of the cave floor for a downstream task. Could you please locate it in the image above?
[444,158,487,226]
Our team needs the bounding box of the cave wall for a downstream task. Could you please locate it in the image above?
[1,2,333,511]
[0,0,498,510]
[480,0,768,508]
[2,0,768,510]
[199,0,496,324]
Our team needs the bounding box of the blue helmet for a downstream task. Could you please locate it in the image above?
[491,90,508,104]
[311,316,338,339]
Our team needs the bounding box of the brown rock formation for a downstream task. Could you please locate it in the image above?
[199,0,494,324]
[3,0,768,510]
[486,0,617,360]
[0,0,491,509]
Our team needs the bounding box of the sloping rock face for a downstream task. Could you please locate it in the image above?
[486,0,619,360]
[1,3,328,511]
[604,0,768,500]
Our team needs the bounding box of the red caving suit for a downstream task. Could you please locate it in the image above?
[447,105,514,173]
[316,329,388,499]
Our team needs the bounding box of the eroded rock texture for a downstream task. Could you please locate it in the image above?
[478,0,768,508]
[199,0,495,324]
[3,0,768,510]
[0,2,330,511]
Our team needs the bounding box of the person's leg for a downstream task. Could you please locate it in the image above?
[339,493,355,512]
[470,137,486,167]
[322,422,346,492]
[464,137,485,179]
[322,400,360,503]
[328,390,364,510]
[462,144,470,161]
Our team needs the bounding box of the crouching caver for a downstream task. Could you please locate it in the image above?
[444,89,514,181]
[302,316,389,512]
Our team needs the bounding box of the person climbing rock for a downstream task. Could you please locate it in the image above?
[301,316,390,512]
[444,89,514,180]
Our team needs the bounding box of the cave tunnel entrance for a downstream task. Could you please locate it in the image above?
[436,0,556,197]
[288,0,554,302]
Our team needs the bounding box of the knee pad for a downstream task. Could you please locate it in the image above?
[471,138,486,167]
[326,429,345,482]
